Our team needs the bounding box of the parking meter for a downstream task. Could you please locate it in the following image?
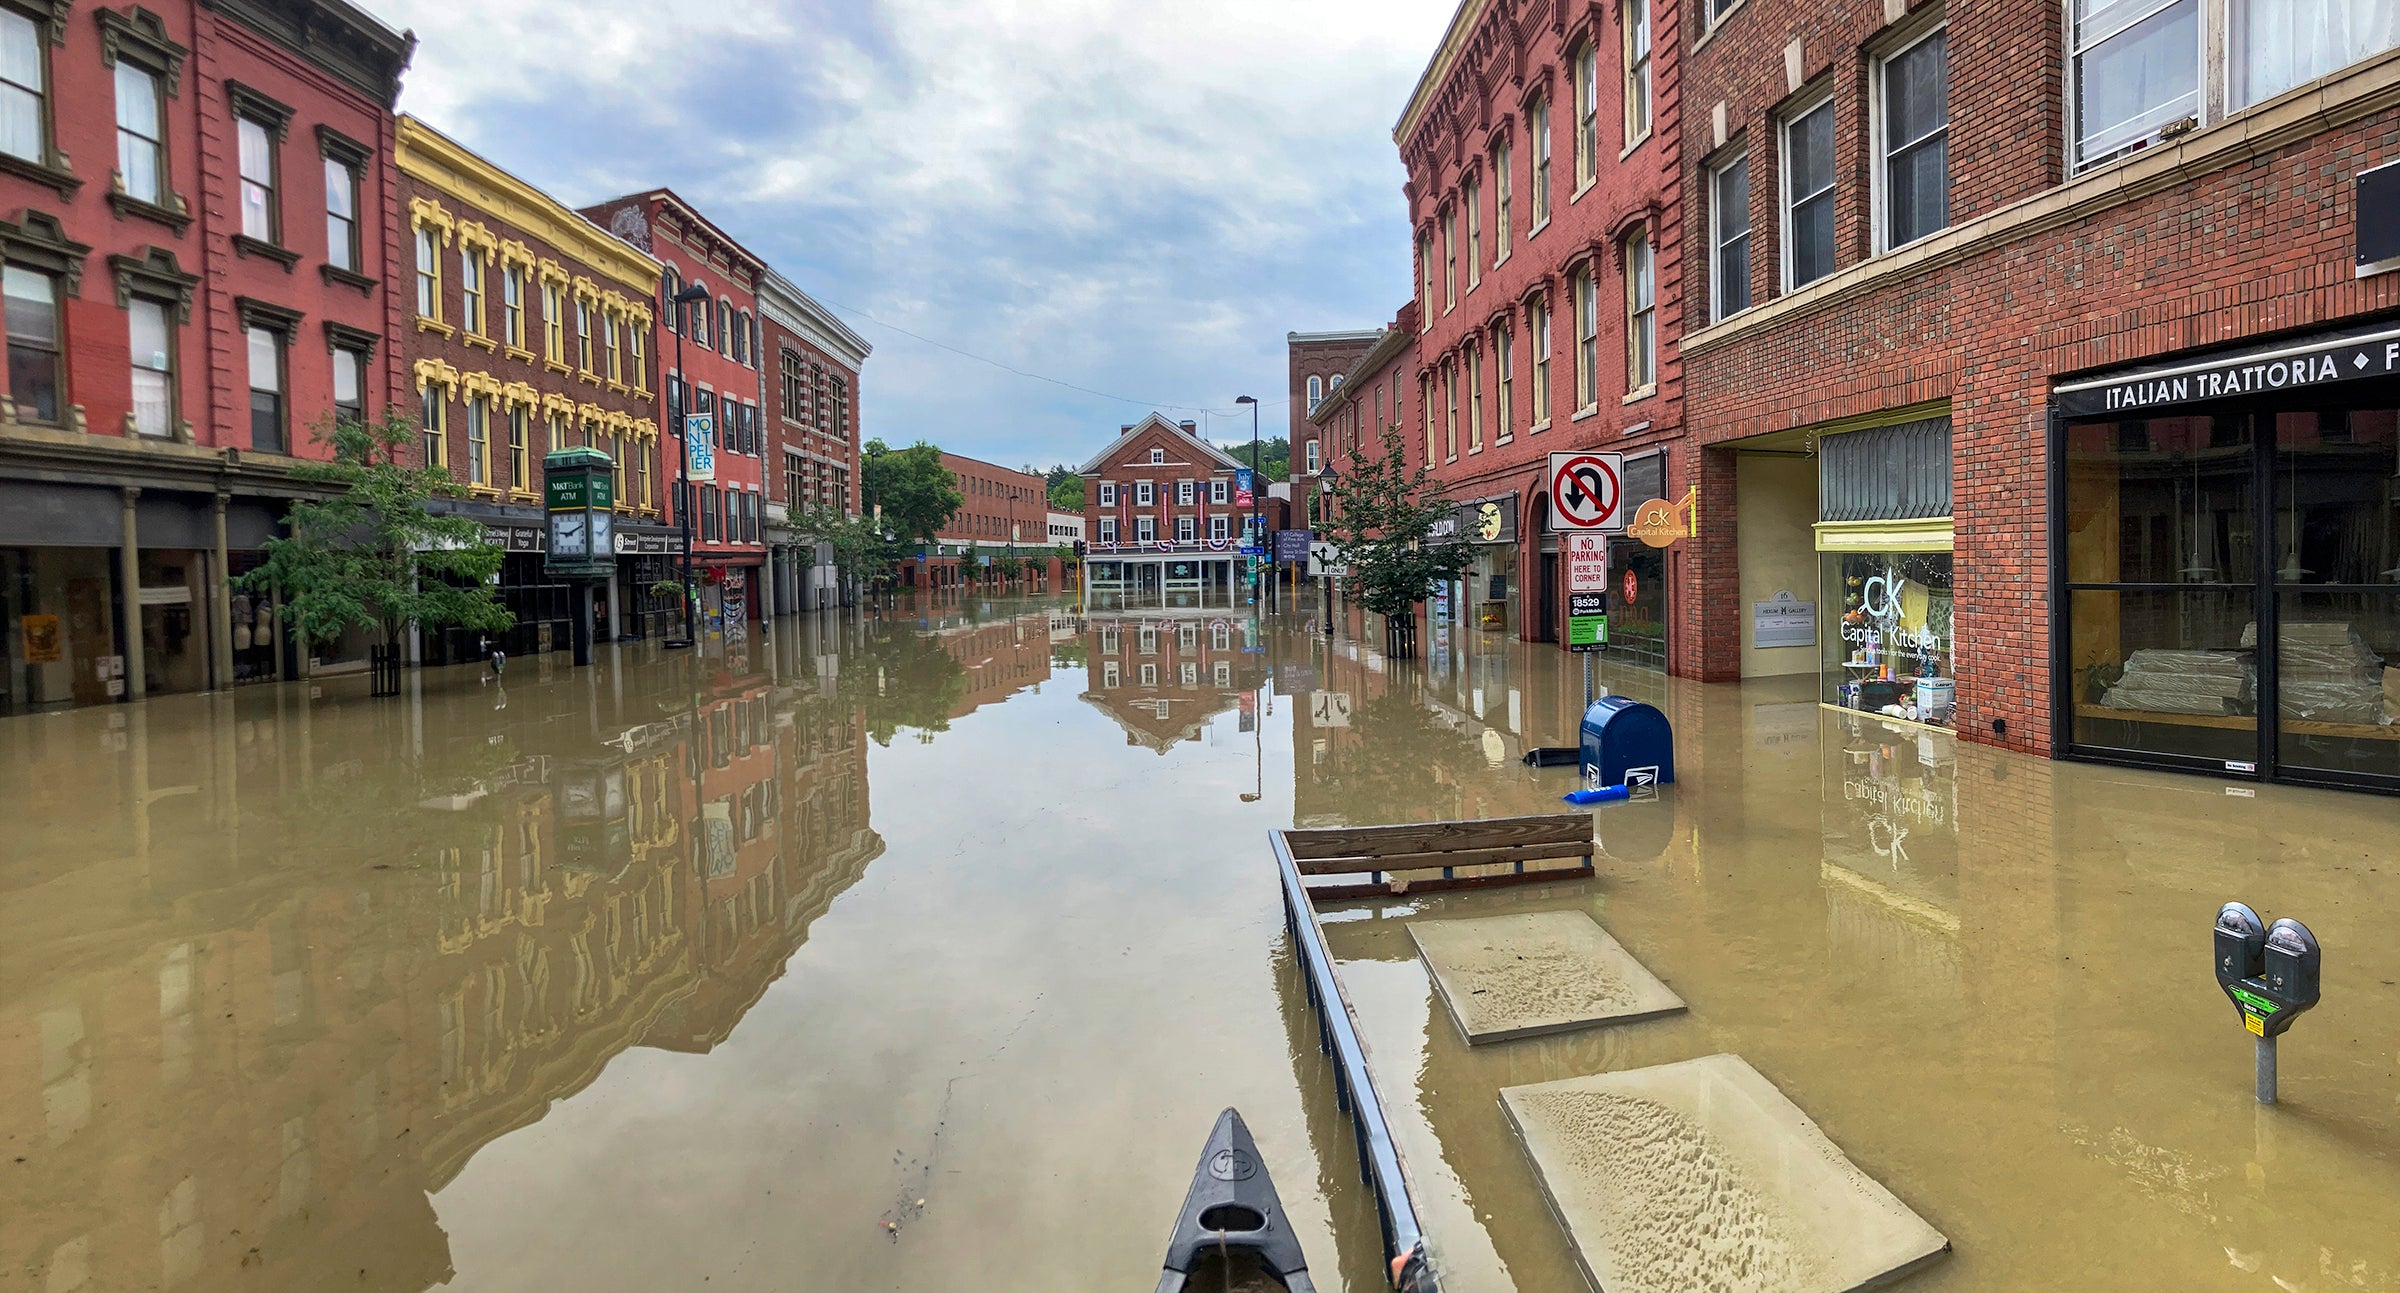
[2213,902,2321,1104]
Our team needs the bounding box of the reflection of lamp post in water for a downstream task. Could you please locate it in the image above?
[666,281,712,649]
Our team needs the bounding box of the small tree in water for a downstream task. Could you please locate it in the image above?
[1320,435,1471,659]
[239,410,513,678]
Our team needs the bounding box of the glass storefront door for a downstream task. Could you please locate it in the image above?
[2061,398,2399,790]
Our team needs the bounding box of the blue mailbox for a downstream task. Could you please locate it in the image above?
[1579,697,1675,790]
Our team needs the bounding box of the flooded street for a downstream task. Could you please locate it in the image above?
[5,595,2397,1292]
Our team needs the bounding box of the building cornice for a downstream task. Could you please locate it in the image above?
[759,270,871,368]
[1286,328,1385,344]
[201,0,414,108]
[1395,0,1493,147]
[1309,320,1416,427]
[396,116,661,295]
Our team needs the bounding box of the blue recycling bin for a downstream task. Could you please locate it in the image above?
[1579,697,1675,790]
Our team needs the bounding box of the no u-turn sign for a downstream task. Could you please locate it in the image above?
[1549,451,1624,531]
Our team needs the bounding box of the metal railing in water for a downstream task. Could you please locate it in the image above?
[1270,829,1439,1293]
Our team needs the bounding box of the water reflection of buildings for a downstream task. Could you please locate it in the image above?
[1075,613,1263,751]
[1,631,882,1293]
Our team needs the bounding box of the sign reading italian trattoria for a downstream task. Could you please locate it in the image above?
[2054,325,2400,418]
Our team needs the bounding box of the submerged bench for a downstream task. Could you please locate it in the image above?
[1270,813,1600,1293]
[1280,813,1597,902]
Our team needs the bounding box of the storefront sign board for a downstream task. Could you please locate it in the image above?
[1567,533,1608,593]
[1549,451,1624,530]
[2054,324,2400,417]
[684,413,716,483]
[2361,159,2400,275]
[1752,589,1817,648]
[1567,591,1608,652]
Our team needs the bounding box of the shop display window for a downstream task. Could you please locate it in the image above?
[1822,551,1954,725]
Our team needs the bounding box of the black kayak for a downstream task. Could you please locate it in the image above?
[1155,1108,1317,1293]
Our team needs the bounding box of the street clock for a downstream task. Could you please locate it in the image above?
[544,446,616,580]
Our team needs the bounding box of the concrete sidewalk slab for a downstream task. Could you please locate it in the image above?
[1407,910,1685,1043]
[1500,1054,1950,1293]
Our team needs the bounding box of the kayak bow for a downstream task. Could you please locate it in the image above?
[1155,1108,1316,1293]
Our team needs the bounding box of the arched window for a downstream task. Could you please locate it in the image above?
[661,267,681,333]
[737,310,754,365]
[1307,375,1322,412]
[690,287,709,348]
[718,300,734,355]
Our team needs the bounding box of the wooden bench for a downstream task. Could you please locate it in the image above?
[1278,813,1597,902]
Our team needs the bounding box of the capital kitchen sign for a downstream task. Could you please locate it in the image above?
[2055,325,2400,418]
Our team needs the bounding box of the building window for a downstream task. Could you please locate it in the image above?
[127,297,173,437]
[1178,479,1194,504]
[1136,480,1155,506]
[1099,517,1117,543]
[332,346,364,426]
[116,63,165,205]
[1573,41,1599,186]
[2236,0,2400,108]
[1210,515,1229,542]
[414,228,439,320]
[418,383,444,468]
[0,10,45,164]
[1099,481,1117,506]
[2072,0,2199,169]
[1625,227,1655,391]
[1307,437,1323,473]
[781,349,804,419]
[1624,0,1652,146]
[237,118,277,243]
[689,290,708,349]
[3,265,60,423]
[1467,345,1483,453]
[1136,516,1155,544]
[1443,205,1457,309]
[460,253,485,337]
[628,325,645,391]
[1177,515,1194,544]
[1465,176,1482,287]
[502,266,524,347]
[1418,229,1435,327]
[1712,153,1752,319]
[1444,359,1458,460]
[324,158,359,272]
[1210,478,1227,505]
[246,327,283,452]
[575,299,593,374]
[1422,374,1436,463]
[1493,139,1512,256]
[1488,323,1507,446]
[1529,295,1552,423]
[606,314,622,383]
[1572,265,1600,410]
[718,300,734,354]
[542,282,564,361]
[1149,447,1165,464]
[508,405,528,487]
[1880,27,1950,250]
[1709,0,1741,21]
[1529,94,1552,226]
[701,485,719,542]
[1307,374,1322,412]
[1782,96,1837,289]
[661,267,681,332]
[465,396,489,486]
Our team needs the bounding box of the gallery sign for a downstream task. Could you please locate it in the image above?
[2055,325,2400,417]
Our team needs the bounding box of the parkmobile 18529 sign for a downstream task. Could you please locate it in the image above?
[1548,450,1624,531]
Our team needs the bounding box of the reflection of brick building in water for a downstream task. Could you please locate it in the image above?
[1076,613,1262,751]
[0,664,881,1292]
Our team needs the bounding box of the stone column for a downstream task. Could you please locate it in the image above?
[119,487,146,702]
[211,494,235,690]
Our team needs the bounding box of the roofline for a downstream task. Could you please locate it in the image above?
[1077,413,1247,475]
[1309,319,1416,427]
[759,270,872,368]
[937,450,1045,483]
[1394,0,1490,146]
[1287,328,1387,344]
[583,187,768,278]
[396,116,662,294]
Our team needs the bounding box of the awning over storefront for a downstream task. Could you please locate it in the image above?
[2054,319,2400,418]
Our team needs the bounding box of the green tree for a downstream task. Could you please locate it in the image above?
[1047,475,1085,512]
[1321,436,1471,658]
[238,410,513,668]
[1218,436,1289,482]
[793,504,906,596]
[863,439,964,546]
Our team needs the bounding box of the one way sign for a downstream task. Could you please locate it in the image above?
[1549,451,1625,531]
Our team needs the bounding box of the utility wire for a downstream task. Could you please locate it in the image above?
[807,294,1293,417]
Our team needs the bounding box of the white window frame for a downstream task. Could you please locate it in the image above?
[2067,0,2205,174]
[1493,138,1513,259]
[1529,95,1553,228]
[1104,661,1120,688]
[1176,515,1195,543]
[1625,226,1655,392]
[1140,663,1158,687]
[1209,478,1228,504]
[1871,19,1951,254]
[1177,479,1194,504]
[1443,205,1457,310]
[1306,438,1322,473]
[1210,514,1229,542]
[1711,150,1754,322]
[1307,374,1322,411]
[1136,516,1156,543]
[1149,447,1165,464]
[1572,41,1599,188]
[1779,91,1838,292]
[1529,296,1552,426]
[1098,481,1117,506]
[1099,517,1118,543]
[1494,322,1514,443]
[1136,479,1154,506]
[1465,175,1482,287]
[1623,0,1653,148]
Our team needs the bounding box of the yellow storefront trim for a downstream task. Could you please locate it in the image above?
[1813,517,1953,553]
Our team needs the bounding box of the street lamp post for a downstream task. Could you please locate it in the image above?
[866,442,886,609]
[1235,394,1260,612]
[1318,465,1337,636]
[666,281,711,649]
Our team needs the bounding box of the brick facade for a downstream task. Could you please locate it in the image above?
[1287,328,1381,490]
[758,271,869,612]
[1394,0,1687,647]
[927,451,1061,589]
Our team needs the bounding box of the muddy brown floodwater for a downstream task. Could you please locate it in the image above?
[2,594,2395,1293]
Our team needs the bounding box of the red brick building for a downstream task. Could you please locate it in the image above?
[580,189,770,636]
[1075,611,1262,751]
[0,0,412,710]
[758,269,868,612]
[1675,1,2399,791]
[918,451,1058,590]
[1077,413,1252,609]
[395,115,669,661]
[1287,327,1382,509]
[1394,0,1686,648]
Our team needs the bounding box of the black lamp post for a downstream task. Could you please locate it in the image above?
[666,280,711,649]
[1318,465,1337,636]
[1235,394,1260,611]
[866,441,886,607]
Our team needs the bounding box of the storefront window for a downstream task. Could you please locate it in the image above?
[2,547,120,712]
[1823,551,1954,724]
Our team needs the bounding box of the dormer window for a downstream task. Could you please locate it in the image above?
[1149,448,1165,464]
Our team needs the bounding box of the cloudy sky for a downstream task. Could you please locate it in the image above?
[372,0,1457,471]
